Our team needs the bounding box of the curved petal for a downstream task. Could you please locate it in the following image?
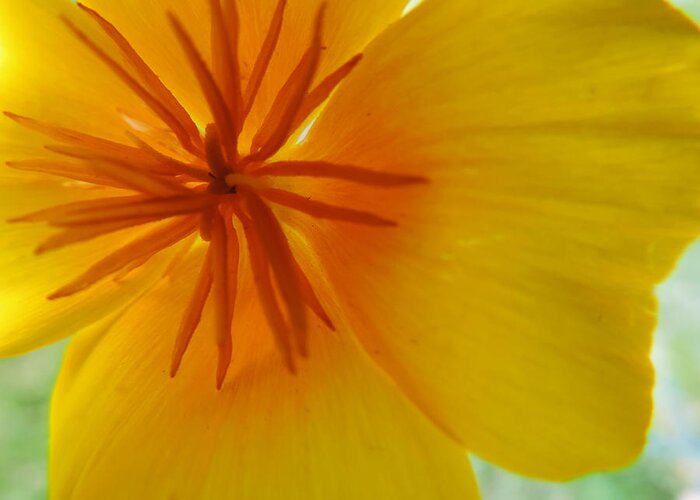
[82,0,410,145]
[290,0,700,480]
[0,0,149,155]
[50,249,479,500]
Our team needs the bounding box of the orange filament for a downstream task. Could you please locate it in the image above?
[204,125,233,179]
[253,160,429,187]
[291,54,363,134]
[7,159,131,190]
[62,18,198,156]
[243,189,308,354]
[120,220,200,286]
[209,210,237,389]
[46,144,180,177]
[44,195,221,227]
[247,5,326,163]
[123,134,210,181]
[112,253,155,282]
[258,188,397,226]
[243,0,287,118]
[48,216,198,299]
[4,113,170,167]
[290,253,335,332]
[239,211,296,372]
[72,159,190,197]
[9,195,149,224]
[169,13,238,162]
[4,1,422,388]
[210,0,244,132]
[36,217,164,255]
[76,3,203,156]
[199,207,215,242]
[171,248,214,377]
[222,208,240,318]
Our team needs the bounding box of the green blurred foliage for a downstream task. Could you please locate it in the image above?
[0,343,62,500]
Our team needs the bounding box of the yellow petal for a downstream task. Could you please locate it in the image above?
[291,0,700,480]
[0,178,188,356]
[50,249,479,500]
[0,1,148,155]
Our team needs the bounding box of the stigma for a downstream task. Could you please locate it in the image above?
[5,0,426,389]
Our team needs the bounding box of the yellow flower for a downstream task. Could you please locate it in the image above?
[2,0,700,498]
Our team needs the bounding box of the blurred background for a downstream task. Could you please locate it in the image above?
[2,1,700,499]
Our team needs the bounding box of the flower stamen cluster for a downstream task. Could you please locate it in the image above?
[5,0,426,388]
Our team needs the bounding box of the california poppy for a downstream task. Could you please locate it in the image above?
[2,0,700,498]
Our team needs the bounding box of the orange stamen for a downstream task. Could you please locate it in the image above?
[112,252,157,282]
[210,0,244,132]
[35,217,162,255]
[168,13,238,163]
[8,195,148,224]
[246,4,326,163]
[6,159,130,190]
[291,54,363,133]
[4,113,174,173]
[243,189,307,354]
[210,210,236,389]
[222,206,241,331]
[291,254,335,332]
[243,0,287,119]
[258,188,397,226]
[45,144,178,177]
[83,159,191,197]
[252,160,429,187]
[199,207,215,242]
[204,125,232,178]
[115,232,196,282]
[48,216,198,299]
[170,247,214,377]
[77,3,204,156]
[45,195,219,227]
[117,108,206,167]
[62,19,197,153]
[237,211,296,371]
[124,134,210,181]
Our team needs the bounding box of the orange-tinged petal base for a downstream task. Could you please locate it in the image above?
[2,0,410,391]
[50,251,479,500]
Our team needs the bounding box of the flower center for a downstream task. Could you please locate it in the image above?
[5,0,426,389]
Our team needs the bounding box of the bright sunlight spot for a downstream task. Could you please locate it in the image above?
[402,0,423,16]
[296,117,318,144]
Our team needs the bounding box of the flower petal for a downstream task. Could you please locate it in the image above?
[50,250,479,500]
[292,0,700,480]
[0,0,149,156]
